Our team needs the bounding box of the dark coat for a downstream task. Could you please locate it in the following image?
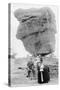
[37,65,50,84]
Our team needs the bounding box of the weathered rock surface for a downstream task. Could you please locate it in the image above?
[14,7,56,55]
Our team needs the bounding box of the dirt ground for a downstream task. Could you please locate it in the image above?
[10,57,58,87]
[11,69,58,87]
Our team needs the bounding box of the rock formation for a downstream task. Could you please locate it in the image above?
[14,7,56,56]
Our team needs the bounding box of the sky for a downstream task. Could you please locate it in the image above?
[11,3,59,58]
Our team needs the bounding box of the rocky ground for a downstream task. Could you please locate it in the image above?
[10,56,58,86]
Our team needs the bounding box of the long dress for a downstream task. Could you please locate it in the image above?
[37,64,50,84]
[43,65,50,83]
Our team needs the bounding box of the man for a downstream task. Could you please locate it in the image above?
[27,57,35,79]
[37,55,50,83]
[37,56,44,83]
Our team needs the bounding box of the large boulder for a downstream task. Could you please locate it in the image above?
[14,7,56,55]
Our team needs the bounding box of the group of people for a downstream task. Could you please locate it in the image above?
[26,55,50,84]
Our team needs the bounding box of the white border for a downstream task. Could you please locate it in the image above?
[0,0,60,90]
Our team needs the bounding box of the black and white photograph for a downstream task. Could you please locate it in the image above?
[8,3,59,86]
